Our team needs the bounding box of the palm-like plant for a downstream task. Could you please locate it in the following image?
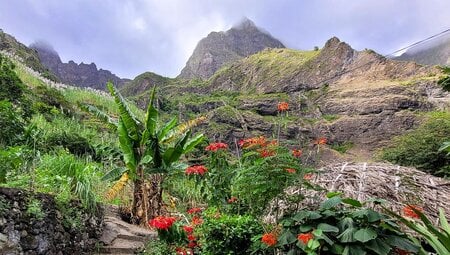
[86,82,204,225]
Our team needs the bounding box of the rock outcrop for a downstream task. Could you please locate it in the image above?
[178,18,285,79]
[0,187,103,255]
[30,41,129,90]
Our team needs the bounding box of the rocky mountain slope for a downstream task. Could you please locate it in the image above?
[396,34,450,66]
[30,41,129,90]
[130,37,449,160]
[178,18,285,79]
[0,29,58,81]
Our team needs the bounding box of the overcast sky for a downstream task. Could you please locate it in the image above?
[1,0,449,79]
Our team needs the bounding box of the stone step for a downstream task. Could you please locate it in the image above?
[116,234,149,242]
[96,246,138,254]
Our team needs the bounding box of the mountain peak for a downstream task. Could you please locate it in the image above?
[178,19,285,79]
[232,17,257,30]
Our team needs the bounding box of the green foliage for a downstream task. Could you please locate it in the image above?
[0,100,25,146]
[0,54,25,103]
[380,111,450,176]
[139,239,174,255]
[0,146,31,183]
[322,114,340,122]
[56,200,84,230]
[331,141,354,154]
[0,196,10,215]
[385,207,450,255]
[269,195,418,255]
[232,145,309,216]
[45,131,95,157]
[197,208,263,255]
[438,66,450,92]
[26,198,45,220]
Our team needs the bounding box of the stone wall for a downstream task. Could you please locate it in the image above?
[0,187,103,255]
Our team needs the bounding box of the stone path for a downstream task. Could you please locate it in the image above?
[94,206,157,255]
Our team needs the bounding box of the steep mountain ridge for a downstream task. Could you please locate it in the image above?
[30,41,129,90]
[395,35,450,66]
[178,18,285,79]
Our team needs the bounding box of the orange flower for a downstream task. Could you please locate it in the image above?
[260,149,276,158]
[277,102,289,112]
[314,137,327,145]
[192,216,203,226]
[402,205,423,219]
[303,173,314,180]
[183,225,194,234]
[285,168,296,174]
[239,136,267,149]
[261,232,277,247]
[292,149,302,158]
[297,232,314,244]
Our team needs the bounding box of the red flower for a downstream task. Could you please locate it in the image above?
[228,196,238,203]
[277,102,289,112]
[187,207,202,214]
[183,225,194,234]
[297,232,314,244]
[188,241,198,248]
[402,205,423,219]
[285,168,296,174]
[175,247,193,255]
[260,149,275,158]
[292,149,302,158]
[187,234,196,241]
[314,137,327,145]
[261,233,277,247]
[149,216,176,230]
[185,165,208,175]
[303,173,314,180]
[192,216,203,226]
[205,142,228,152]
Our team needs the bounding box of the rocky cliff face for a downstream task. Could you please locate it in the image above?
[149,37,449,159]
[178,18,285,79]
[0,30,58,81]
[30,41,128,90]
[395,35,450,66]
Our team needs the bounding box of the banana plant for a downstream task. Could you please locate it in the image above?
[84,82,204,225]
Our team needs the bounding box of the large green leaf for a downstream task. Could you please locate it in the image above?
[318,223,339,233]
[78,103,117,129]
[183,133,205,154]
[385,235,419,252]
[337,227,357,243]
[107,82,140,142]
[101,167,127,182]
[320,196,342,210]
[157,117,177,141]
[342,198,362,207]
[163,131,190,167]
[353,228,377,243]
[278,230,297,246]
[118,118,137,174]
[366,238,391,255]
[141,86,158,145]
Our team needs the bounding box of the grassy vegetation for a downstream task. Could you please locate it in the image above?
[330,141,354,153]
[380,111,450,176]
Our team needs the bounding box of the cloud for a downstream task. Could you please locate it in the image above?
[0,0,449,78]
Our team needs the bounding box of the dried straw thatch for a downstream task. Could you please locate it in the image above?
[268,162,450,222]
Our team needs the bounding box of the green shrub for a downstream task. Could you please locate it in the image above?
[380,111,450,176]
[0,146,31,183]
[331,141,354,154]
[45,131,95,157]
[261,194,419,255]
[26,198,45,220]
[139,240,174,255]
[0,54,25,103]
[197,208,263,255]
[0,100,25,146]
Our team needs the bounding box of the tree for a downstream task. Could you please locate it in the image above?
[90,82,204,225]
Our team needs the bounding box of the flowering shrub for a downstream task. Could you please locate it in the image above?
[149,216,177,230]
[261,232,278,247]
